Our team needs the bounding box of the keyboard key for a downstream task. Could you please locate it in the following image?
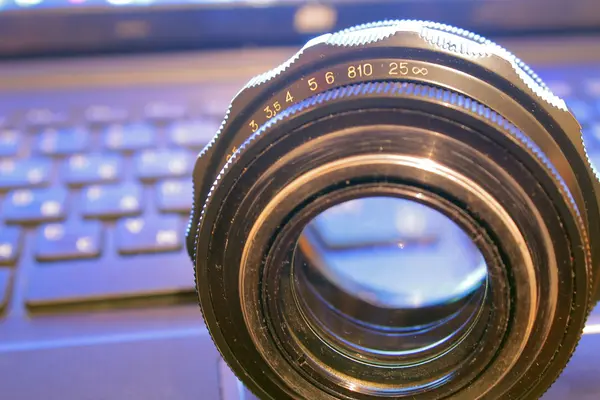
[85,105,129,125]
[169,119,218,148]
[0,129,19,157]
[25,108,69,128]
[25,251,194,309]
[64,154,122,185]
[103,123,156,151]
[34,127,89,155]
[0,158,51,190]
[0,269,11,313]
[2,188,67,224]
[311,198,439,249]
[116,215,182,254]
[82,183,143,218]
[134,149,194,180]
[0,226,22,265]
[156,179,193,213]
[145,102,187,121]
[35,221,102,261]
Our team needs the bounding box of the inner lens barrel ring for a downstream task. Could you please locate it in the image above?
[290,189,490,363]
[251,155,522,398]
[233,120,536,398]
[263,186,501,393]
[195,92,588,399]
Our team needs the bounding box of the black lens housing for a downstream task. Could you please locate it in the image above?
[187,21,600,399]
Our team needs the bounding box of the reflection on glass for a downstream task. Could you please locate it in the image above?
[300,196,487,310]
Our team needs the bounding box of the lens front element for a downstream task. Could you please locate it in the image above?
[294,196,488,358]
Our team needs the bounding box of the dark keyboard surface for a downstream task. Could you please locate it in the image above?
[0,94,226,313]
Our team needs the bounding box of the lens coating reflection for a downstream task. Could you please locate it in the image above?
[294,196,488,357]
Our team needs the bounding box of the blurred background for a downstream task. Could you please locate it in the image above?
[0,1,599,399]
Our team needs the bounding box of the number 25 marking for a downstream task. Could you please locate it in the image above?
[389,62,408,75]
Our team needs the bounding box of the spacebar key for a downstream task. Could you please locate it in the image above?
[25,253,195,309]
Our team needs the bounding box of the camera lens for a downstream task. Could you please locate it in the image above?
[188,21,600,399]
[294,196,488,358]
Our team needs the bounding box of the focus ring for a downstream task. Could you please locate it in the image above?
[196,81,587,264]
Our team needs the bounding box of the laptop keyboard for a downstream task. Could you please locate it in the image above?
[0,66,599,315]
[0,104,221,312]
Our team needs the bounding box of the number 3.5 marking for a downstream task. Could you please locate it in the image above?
[264,101,282,119]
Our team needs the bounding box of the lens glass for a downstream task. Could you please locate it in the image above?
[293,196,488,357]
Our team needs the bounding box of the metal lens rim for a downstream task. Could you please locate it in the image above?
[289,191,490,363]
[242,151,529,398]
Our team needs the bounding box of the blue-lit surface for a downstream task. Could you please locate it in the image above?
[307,197,487,309]
[0,39,598,399]
[0,0,295,12]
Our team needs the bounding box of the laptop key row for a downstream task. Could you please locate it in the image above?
[0,186,124,223]
[0,158,51,189]
[34,127,90,155]
[116,215,183,254]
[134,149,194,180]
[36,221,103,261]
[0,184,144,222]
[65,153,122,185]
[82,183,143,218]
[1,149,195,189]
[1,180,193,223]
[0,119,218,159]
[103,123,157,151]
[0,105,218,313]
[25,249,194,310]
[1,213,186,263]
[3,187,68,223]
[23,103,188,128]
[32,214,183,261]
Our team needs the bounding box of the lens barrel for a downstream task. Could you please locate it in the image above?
[188,21,600,399]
